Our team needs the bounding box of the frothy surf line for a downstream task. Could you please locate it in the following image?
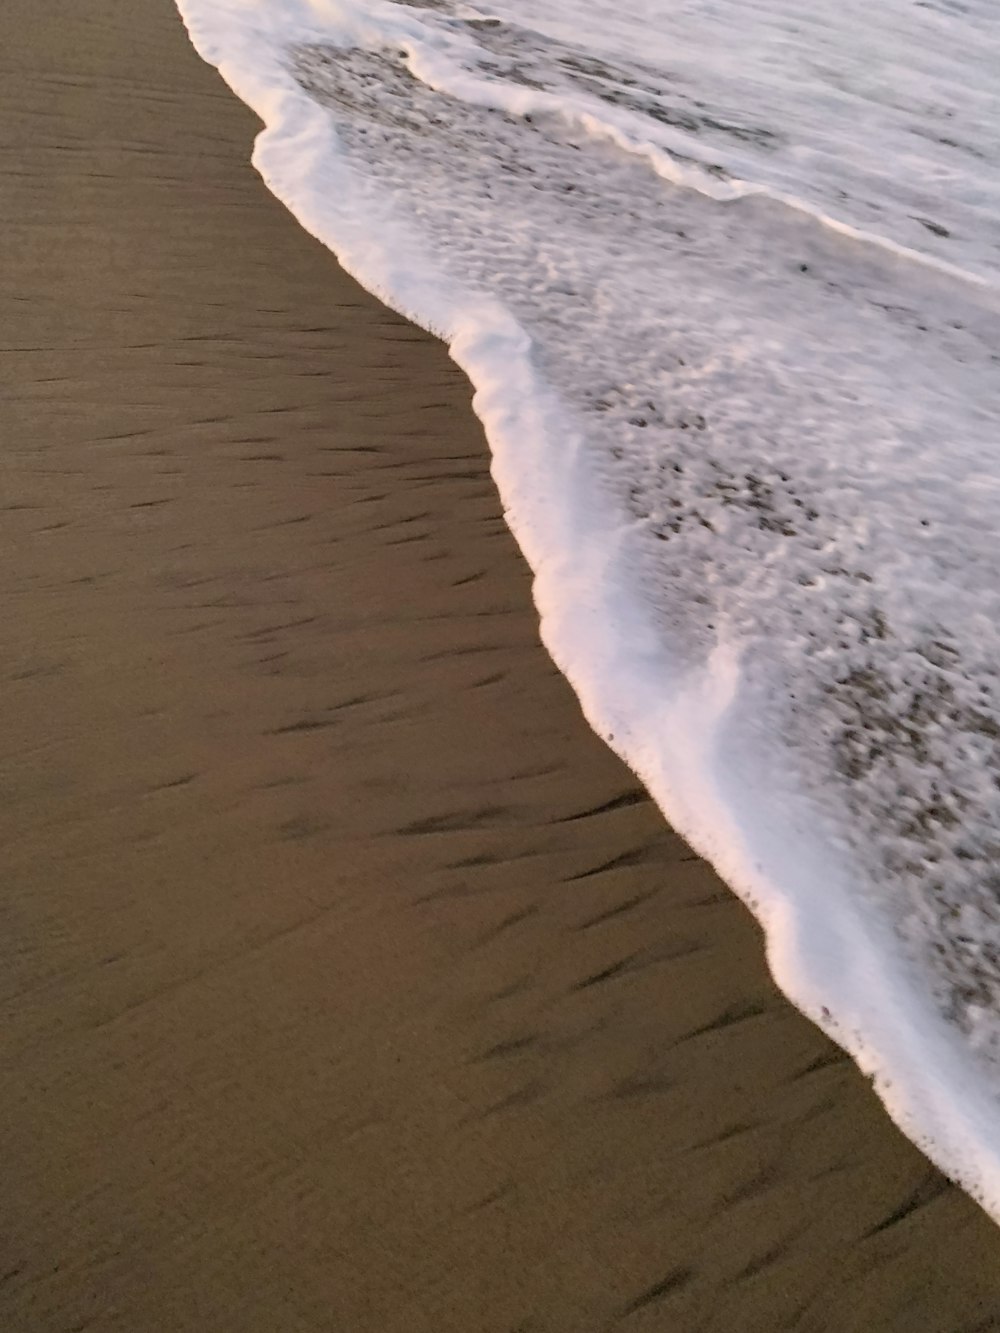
[393,25,1000,298]
[174,0,1000,1223]
[184,0,999,297]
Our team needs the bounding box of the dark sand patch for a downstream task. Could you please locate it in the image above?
[2,0,1000,1328]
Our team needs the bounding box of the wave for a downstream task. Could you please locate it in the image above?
[391,6,1000,295]
[175,0,1000,1219]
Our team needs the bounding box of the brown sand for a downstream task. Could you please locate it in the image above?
[3,1,1000,1328]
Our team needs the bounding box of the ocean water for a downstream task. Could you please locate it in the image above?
[175,0,1000,1215]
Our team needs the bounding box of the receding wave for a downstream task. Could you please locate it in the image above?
[175,0,1000,1217]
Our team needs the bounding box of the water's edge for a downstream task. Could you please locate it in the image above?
[173,0,1000,1224]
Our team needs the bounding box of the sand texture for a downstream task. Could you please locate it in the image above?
[3,1,1000,1328]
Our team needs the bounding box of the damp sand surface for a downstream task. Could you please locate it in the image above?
[3,1,1000,1328]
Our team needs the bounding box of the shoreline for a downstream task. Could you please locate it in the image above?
[3,0,1000,1327]
[183,0,1000,1215]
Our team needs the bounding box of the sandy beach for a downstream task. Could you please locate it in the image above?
[3,0,1000,1328]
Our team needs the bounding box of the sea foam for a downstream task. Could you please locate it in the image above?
[175,0,1000,1218]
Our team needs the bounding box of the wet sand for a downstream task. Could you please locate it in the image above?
[3,1,1000,1328]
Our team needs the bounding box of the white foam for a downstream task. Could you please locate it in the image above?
[174,0,1000,1219]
